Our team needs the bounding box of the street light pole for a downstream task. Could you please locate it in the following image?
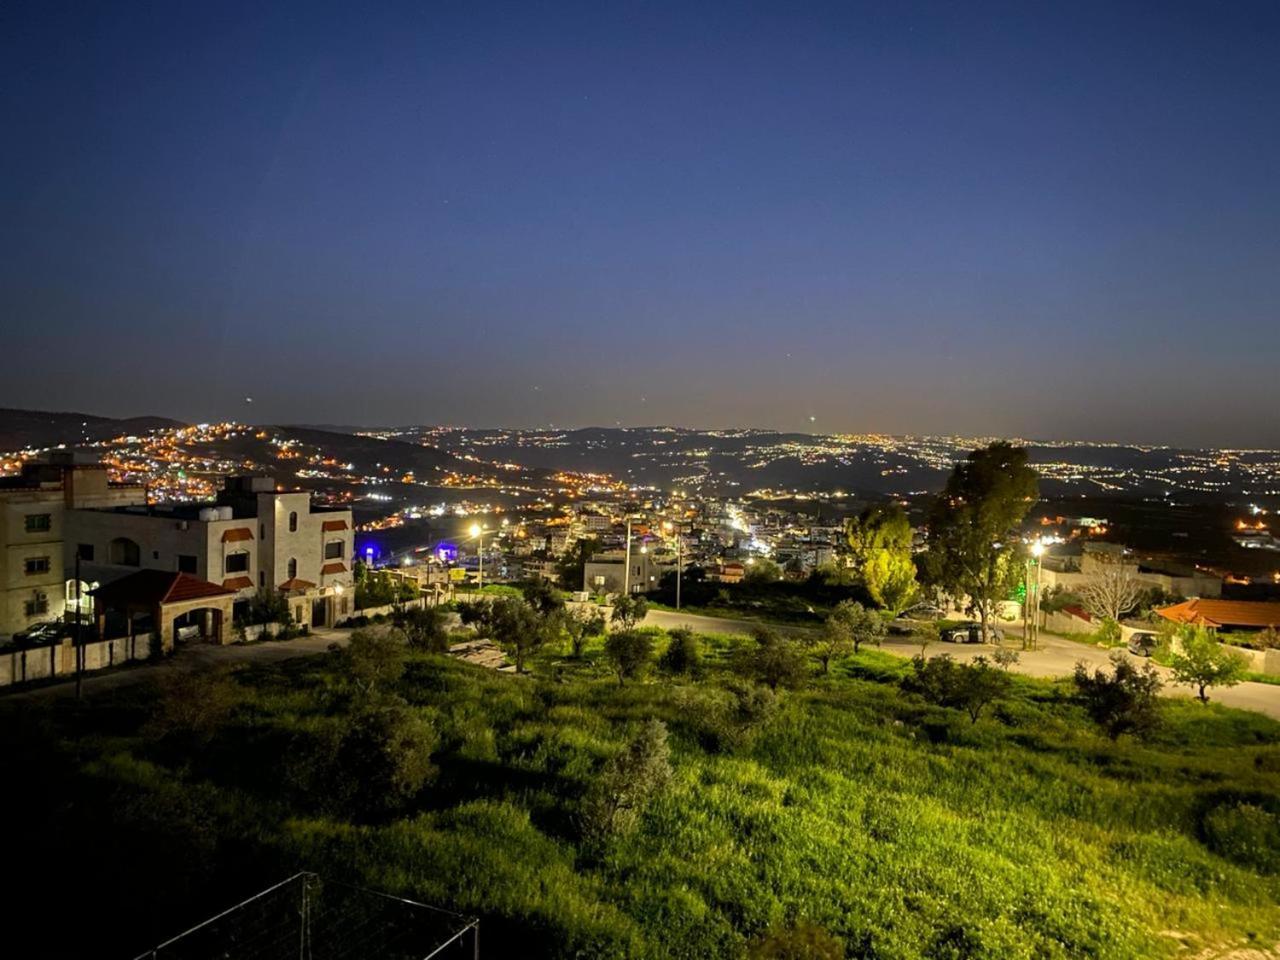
[1029,541,1045,650]
[470,524,484,595]
[74,548,83,700]
[623,517,632,595]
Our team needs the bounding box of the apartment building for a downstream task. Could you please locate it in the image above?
[70,475,355,628]
[0,457,145,638]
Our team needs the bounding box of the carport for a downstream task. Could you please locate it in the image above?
[91,570,236,654]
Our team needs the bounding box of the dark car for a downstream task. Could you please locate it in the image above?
[14,621,73,647]
[1127,631,1159,657]
[942,622,1004,644]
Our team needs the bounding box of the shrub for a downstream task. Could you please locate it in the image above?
[828,599,885,654]
[735,628,808,691]
[326,701,437,820]
[579,719,671,844]
[340,626,408,699]
[992,646,1020,671]
[658,627,701,676]
[1093,617,1122,647]
[1202,801,1280,874]
[564,605,607,659]
[902,654,1010,723]
[604,630,655,684]
[394,606,450,653]
[1073,652,1162,740]
[747,921,844,960]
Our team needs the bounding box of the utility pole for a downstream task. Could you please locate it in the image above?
[74,547,83,700]
[623,517,632,595]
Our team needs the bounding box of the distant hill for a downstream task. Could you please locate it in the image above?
[278,425,465,475]
[0,407,185,452]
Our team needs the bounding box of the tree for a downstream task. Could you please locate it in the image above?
[603,629,655,684]
[341,626,408,699]
[744,557,783,583]
[579,719,672,844]
[485,596,551,674]
[846,504,919,613]
[658,627,701,676]
[807,617,853,674]
[915,620,939,659]
[328,700,437,819]
[611,594,649,630]
[736,627,808,691]
[1169,625,1250,703]
[923,442,1038,643]
[828,599,885,654]
[1073,652,1163,739]
[1078,553,1144,622]
[903,653,1010,723]
[522,578,565,618]
[556,536,599,589]
[394,606,449,653]
[563,605,607,658]
[243,587,290,627]
[992,646,1020,671]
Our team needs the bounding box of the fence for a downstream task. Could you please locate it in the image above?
[0,632,155,688]
[133,872,479,960]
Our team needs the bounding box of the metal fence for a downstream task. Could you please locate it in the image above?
[133,873,479,960]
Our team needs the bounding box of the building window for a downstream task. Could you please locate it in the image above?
[24,556,51,576]
[288,512,298,533]
[152,550,160,560]
[109,537,140,567]
[177,554,198,574]
[287,557,298,579]
[24,592,49,617]
[259,571,266,588]
[225,552,249,574]
[324,540,344,560]
[260,524,266,540]
[77,543,94,562]
[25,513,52,533]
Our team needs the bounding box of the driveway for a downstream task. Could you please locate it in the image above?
[645,609,1280,720]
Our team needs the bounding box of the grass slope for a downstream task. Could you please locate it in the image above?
[2,634,1278,959]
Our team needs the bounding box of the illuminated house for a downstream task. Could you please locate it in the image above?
[68,475,355,628]
[0,454,145,639]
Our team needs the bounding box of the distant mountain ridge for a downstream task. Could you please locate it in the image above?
[0,407,185,452]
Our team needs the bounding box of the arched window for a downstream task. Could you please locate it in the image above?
[287,557,298,579]
[288,511,298,532]
[109,537,140,567]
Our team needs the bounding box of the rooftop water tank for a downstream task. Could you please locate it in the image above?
[217,505,234,521]
[197,507,219,522]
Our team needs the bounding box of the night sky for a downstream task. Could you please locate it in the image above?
[3,2,1278,446]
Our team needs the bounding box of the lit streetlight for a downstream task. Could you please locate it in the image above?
[470,523,487,593]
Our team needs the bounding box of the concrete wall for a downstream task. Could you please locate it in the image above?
[0,633,156,688]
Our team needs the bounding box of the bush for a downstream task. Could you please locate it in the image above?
[747,921,844,960]
[735,628,808,691]
[1202,801,1280,874]
[1093,617,1122,647]
[579,719,671,844]
[658,628,701,676]
[340,626,408,699]
[1073,652,1162,740]
[610,595,649,630]
[604,630,655,684]
[902,654,1010,723]
[394,606,450,653]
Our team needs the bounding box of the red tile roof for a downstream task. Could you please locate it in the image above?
[321,562,347,575]
[92,570,234,607]
[277,577,316,592]
[222,527,254,542]
[321,519,348,531]
[222,576,254,591]
[1156,598,1280,629]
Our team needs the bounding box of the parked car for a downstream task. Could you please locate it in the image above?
[13,621,73,646]
[942,622,1004,644]
[1127,631,1159,657]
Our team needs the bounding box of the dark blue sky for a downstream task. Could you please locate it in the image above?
[3,1,1278,446]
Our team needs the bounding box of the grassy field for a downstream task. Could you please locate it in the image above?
[2,630,1278,959]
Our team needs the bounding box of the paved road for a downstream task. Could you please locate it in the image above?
[10,612,1280,720]
[646,609,1280,719]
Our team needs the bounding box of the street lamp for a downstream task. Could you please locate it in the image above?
[623,516,634,595]
[1029,541,1045,650]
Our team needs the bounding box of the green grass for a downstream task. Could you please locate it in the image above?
[2,631,1278,959]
